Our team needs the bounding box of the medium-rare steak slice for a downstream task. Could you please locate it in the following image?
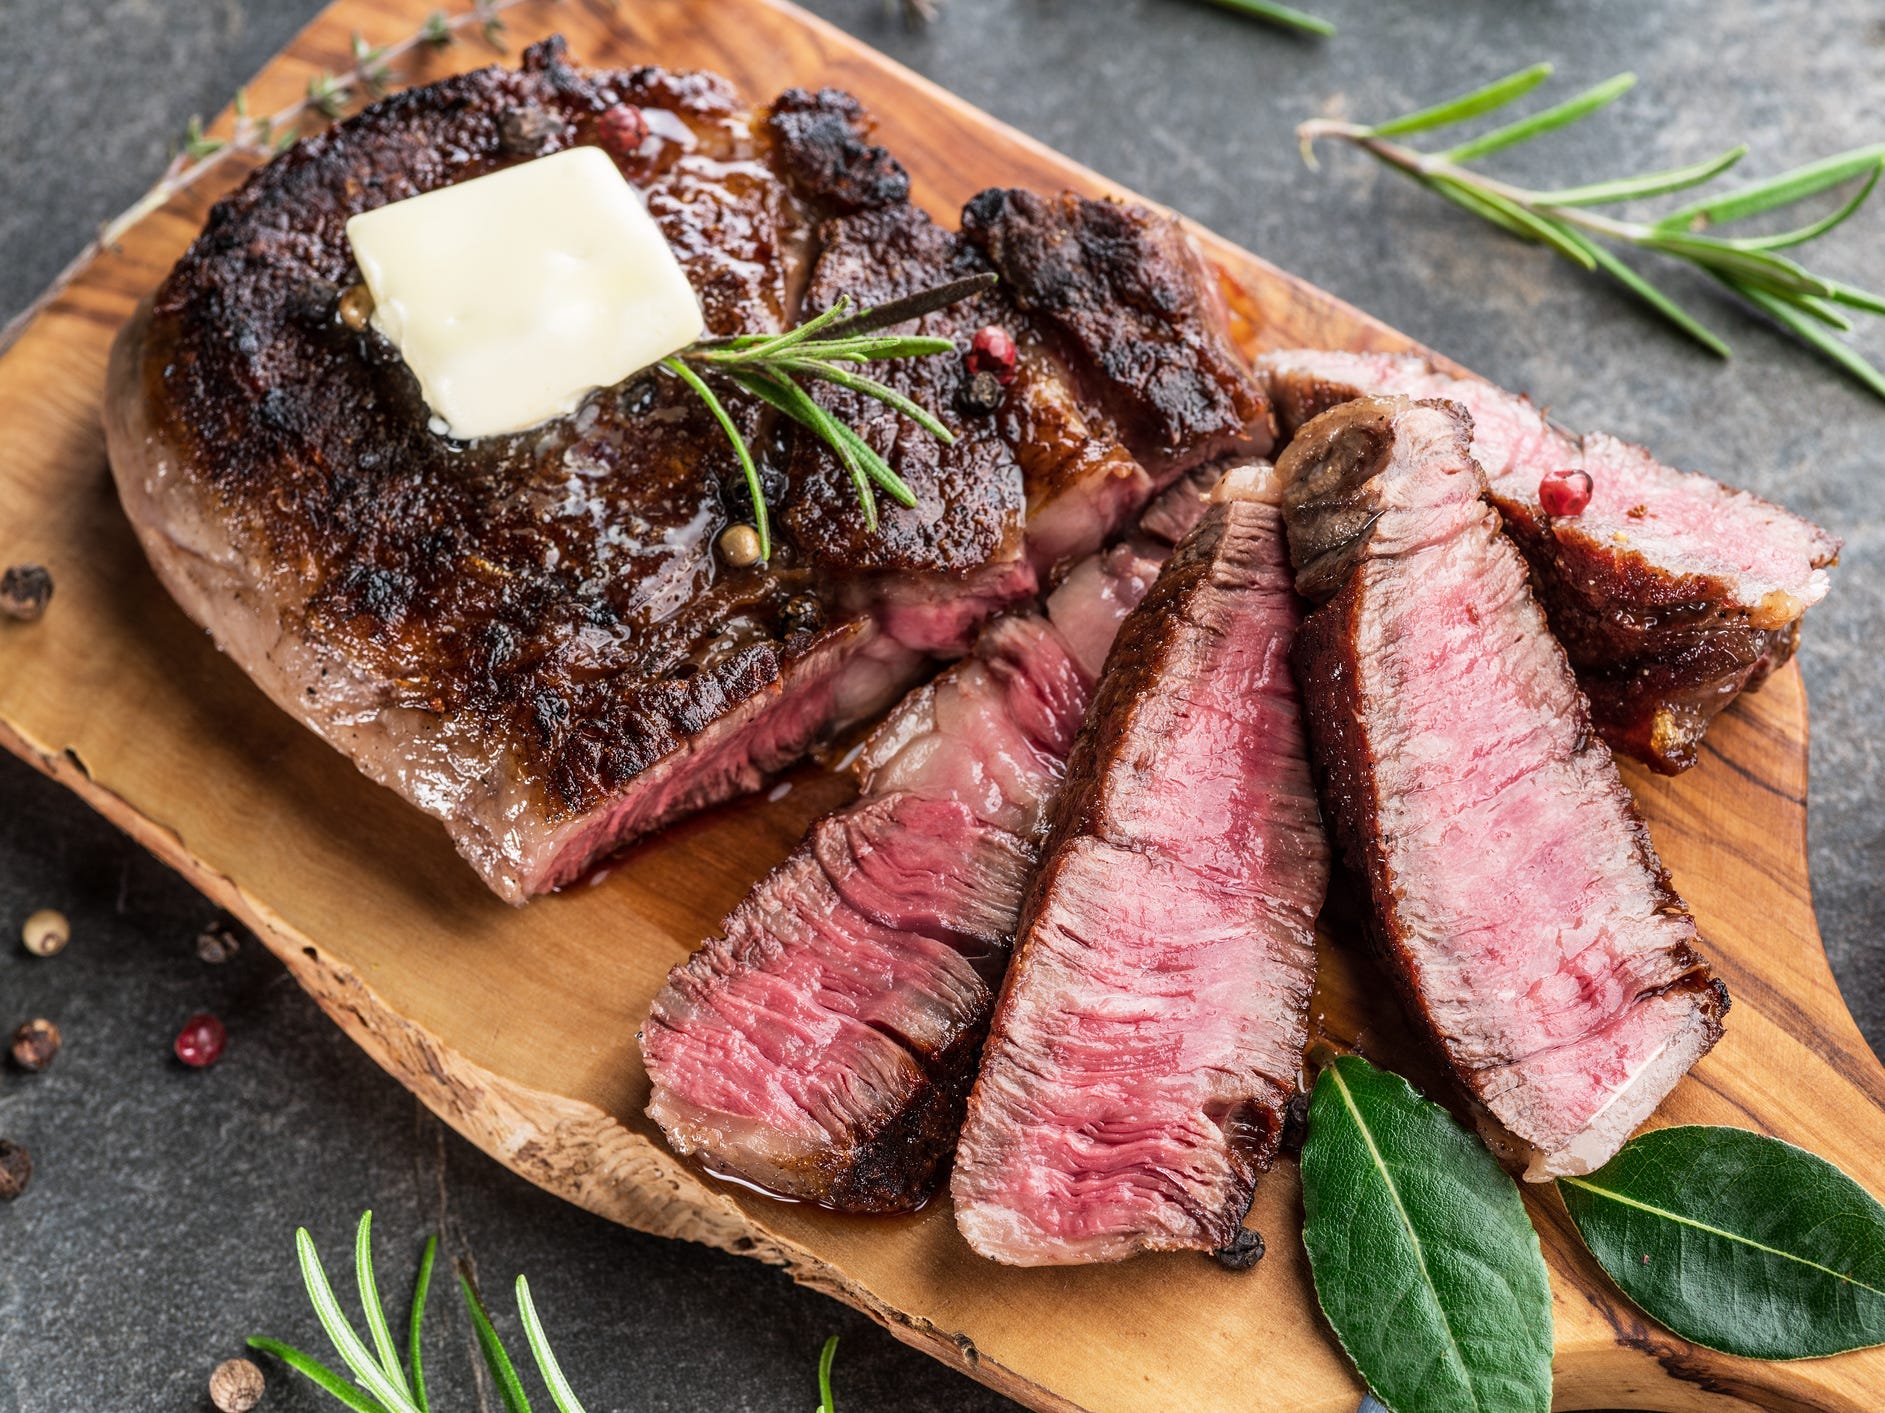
[640,472,1220,1210]
[1278,395,1727,1180]
[952,463,1326,1266]
[105,35,1267,901]
[1259,350,1840,773]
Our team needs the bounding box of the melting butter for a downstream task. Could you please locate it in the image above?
[344,146,704,441]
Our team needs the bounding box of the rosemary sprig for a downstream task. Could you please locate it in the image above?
[1299,65,1885,399]
[250,1211,842,1413]
[662,273,997,561]
[1197,0,1336,40]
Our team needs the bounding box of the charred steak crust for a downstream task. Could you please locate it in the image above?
[1261,352,1839,773]
[764,87,911,214]
[1280,396,1727,1179]
[962,189,1277,470]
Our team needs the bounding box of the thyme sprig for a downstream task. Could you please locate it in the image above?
[663,272,998,561]
[1299,64,1885,399]
[251,1211,845,1412]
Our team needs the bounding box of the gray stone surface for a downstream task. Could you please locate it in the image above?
[0,1,1879,1408]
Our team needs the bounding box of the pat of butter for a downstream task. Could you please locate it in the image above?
[344,146,704,440]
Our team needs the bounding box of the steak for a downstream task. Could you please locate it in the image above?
[1259,350,1840,773]
[1279,395,1727,1179]
[952,463,1326,1265]
[640,471,1221,1210]
[104,37,1270,901]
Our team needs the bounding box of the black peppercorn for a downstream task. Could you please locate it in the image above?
[1214,1227,1266,1271]
[0,1139,30,1201]
[779,593,825,637]
[956,370,1006,416]
[0,564,53,622]
[10,1018,60,1073]
[497,104,567,157]
[1278,1090,1310,1156]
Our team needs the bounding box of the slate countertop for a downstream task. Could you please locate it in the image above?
[1,2,1879,1409]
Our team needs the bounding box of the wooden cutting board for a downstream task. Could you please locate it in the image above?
[3,1,1881,1408]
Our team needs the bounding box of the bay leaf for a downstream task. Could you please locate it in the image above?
[1559,1124,1885,1359]
[1300,1055,1553,1413]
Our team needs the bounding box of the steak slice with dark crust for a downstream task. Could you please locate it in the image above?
[1279,395,1727,1180]
[1259,350,1840,773]
[963,189,1277,474]
[641,471,1221,1210]
[952,463,1326,1265]
[105,38,1267,901]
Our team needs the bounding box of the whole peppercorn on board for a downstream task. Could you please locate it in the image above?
[1,1,1882,1409]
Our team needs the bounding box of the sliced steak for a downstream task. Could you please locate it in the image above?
[1259,350,1840,773]
[952,463,1326,1265]
[105,37,1263,901]
[641,472,1220,1210]
[963,189,1277,476]
[1278,395,1727,1180]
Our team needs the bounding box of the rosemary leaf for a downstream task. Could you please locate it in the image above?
[1439,72,1636,164]
[248,1337,395,1413]
[661,356,771,560]
[516,1276,590,1413]
[1640,233,1833,299]
[1555,225,1732,358]
[1659,143,1885,231]
[408,1235,437,1412]
[817,1335,840,1412]
[709,296,858,365]
[780,356,959,443]
[1366,63,1554,139]
[355,1213,415,1400]
[458,1269,535,1413]
[818,272,998,338]
[727,369,881,528]
[1821,277,1885,317]
[1193,0,1336,40]
[1734,163,1882,250]
[1428,176,1597,269]
[1534,145,1747,209]
[1733,280,1885,399]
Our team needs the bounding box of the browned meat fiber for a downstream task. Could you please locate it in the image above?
[1260,350,1839,774]
[1279,395,1726,1180]
[104,36,1272,901]
[640,469,1222,1211]
[952,462,1326,1265]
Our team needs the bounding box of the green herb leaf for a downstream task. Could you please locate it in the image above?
[1732,163,1881,250]
[296,1227,422,1413]
[660,356,771,560]
[1658,144,1885,231]
[1366,64,1555,139]
[1560,1126,1885,1359]
[1533,145,1747,209]
[1555,226,1731,358]
[1301,1056,1553,1413]
[459,1268,535,1413]
[1440,73,1636,164]
[408,1235,437,1412]
[817,1335,839,1412]
[516,1276,589,1413]
[1729,282,1885,401]
[355,1213,414,1401]
[1427,177,1598,269]
[1194,0,1336,39]
[248,1337,395,1413]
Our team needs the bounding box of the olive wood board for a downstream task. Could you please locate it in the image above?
[1,1,1881,1408]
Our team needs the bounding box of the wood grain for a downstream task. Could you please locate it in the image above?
[2,2,1881,1408]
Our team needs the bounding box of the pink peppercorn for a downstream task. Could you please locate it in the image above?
[965,325,1018,385]
[596,104,649,158]
[175,1013,227,1068]
[1538,468,1594,517]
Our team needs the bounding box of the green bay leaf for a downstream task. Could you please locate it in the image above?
[1559,1125,1885,1359]
[1300,1056,1553,1413]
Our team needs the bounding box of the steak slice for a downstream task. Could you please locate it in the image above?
[105,37,1265,901]
[963,189,1277,476]
[1279,395,1727,1180]
[1259,350,1840,773]
[952,463,1326,1265]
[641,472,1220,1210]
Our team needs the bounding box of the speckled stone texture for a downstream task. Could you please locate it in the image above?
[0,2,1879,1409]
